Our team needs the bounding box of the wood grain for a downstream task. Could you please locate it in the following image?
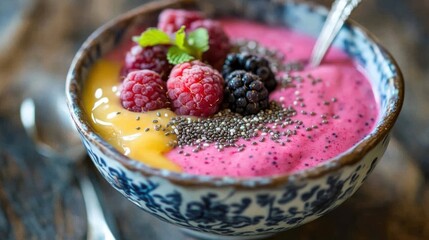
[0,118,86,240]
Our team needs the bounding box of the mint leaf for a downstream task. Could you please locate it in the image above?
[131,25,210,64]
[175,26,187,50]
[188,28,209,53]
[132,28,171,47]
[167,46,194,64]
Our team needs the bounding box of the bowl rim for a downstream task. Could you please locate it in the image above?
[66,0,404,188]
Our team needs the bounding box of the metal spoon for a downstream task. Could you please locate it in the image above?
[20,78,117,240]
[310,0,362,67]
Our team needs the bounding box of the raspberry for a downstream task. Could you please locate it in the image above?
[222,53,277,92]
[189,20,231,70]
[124,45,172,81]
[158,9,204,34]
[167,61,224,117]
[224,70,269,116]
[120,70,170,112]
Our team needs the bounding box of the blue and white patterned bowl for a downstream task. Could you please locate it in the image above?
[66,0,404,239]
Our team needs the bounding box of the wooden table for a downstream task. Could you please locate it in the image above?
[1,0,428,239]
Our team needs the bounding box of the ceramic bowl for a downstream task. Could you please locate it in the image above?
[66,0,404,239]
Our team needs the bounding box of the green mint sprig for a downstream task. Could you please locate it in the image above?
[132,26,209,65]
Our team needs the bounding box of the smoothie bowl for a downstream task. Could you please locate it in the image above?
[66,0,403,239]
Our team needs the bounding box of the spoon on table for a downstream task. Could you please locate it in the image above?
[20,79,117,240]
[310,0,362,67]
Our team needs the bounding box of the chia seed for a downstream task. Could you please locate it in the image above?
[168,102,299,150]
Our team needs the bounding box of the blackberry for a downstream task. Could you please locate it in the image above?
[224,70,269,116]
[222,53,277,92]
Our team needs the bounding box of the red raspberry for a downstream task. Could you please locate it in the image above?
[124,45,172,80]
[167,61,224,117]
[190,20,231,70]
[158,9,204,34]
[120,70,170,112]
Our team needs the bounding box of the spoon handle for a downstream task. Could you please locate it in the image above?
[79,174,117,240]
[310,0,362,67]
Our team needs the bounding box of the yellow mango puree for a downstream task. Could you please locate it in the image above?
[82,60,181,172]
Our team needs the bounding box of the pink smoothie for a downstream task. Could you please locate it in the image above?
[165,20,378,177]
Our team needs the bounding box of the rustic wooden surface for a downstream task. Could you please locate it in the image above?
[1,0,429,239]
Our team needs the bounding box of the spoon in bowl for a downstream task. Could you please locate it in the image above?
[310,0,362,67]
[20,79,117,240]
